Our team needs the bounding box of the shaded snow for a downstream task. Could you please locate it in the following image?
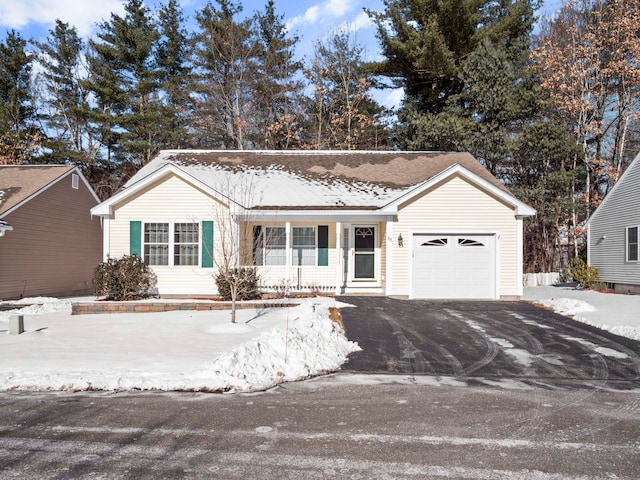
[523,285,640,341]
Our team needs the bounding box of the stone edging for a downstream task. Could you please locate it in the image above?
[72,301,296,315]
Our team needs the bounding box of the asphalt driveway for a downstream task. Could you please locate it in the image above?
[339,296,640,390]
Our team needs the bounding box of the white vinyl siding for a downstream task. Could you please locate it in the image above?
[109,174,226,295]
[589,153,640,285]
[392,175,519,297]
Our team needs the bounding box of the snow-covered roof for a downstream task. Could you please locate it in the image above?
[121,150,514,211]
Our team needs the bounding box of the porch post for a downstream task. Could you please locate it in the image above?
[385,220,393,295]
[335,221,342,295]
[285,221,291,293]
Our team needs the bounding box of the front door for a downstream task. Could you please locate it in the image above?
[353,226,376,279]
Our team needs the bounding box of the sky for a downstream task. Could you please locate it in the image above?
[0,0,385,57]
[0,0,562,109]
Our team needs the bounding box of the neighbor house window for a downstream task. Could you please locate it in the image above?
[253,226,286,266]
[174,223,199,266]
[144,223,169,265]
[292,227,316,266]
[627,226,639,262]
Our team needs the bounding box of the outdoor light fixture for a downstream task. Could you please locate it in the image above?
[398,233,403,247]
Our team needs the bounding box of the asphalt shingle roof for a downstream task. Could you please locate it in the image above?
[0,165,75,216]
[125,150,510,210]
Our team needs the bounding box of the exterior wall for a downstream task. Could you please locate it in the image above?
[589,154,640,286]
[392,175,520,297]
[109,174,226,296]
[0,172,102,300]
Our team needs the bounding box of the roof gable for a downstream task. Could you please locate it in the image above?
[0,165,81,216]
[588,151,640,226]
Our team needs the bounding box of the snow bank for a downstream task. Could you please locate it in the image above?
[199,301,360,392]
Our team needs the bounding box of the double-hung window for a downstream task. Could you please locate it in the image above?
[292,227,316,266]
[144,222,199,266]
[253,226,286,266]
[174,223,199,266]
[627,226,639,262]
[144,223,169,265]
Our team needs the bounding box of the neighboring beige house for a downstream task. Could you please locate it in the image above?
[91,150,535,299]
[0,165,103,300]
[588,151,640,294]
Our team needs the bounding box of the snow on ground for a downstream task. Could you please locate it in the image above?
[523,285,640,341]
[0,296,359,393]
[2,286,638,393]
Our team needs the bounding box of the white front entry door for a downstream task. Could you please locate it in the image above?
[412,234,496,299]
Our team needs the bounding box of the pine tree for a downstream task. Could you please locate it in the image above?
[86,0,163,167]
[157,0,193,149]
[191,0,255,149]
[251,0,304,149]
[0,30,40,164]
[33,20,99,166]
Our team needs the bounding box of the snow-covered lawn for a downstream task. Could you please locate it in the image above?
[523,285,640,341]
[2,286,638,393]
[0,296,359,393]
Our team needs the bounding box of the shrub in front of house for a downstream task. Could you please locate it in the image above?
[93,255,158,301]
[215,267,260,301]
[562,257,602,290]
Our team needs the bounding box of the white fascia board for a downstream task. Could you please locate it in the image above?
[73,166,101,204]
[381,164,536,217]
[586,150,640,227]
[91,163,233,217]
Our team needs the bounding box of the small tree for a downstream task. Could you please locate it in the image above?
[208,173,263,322]
[93,255,157,300]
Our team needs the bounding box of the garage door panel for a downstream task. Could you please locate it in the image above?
[412,234,495,299]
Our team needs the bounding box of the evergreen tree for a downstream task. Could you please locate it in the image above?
[368,0,537,117]
[0,30,40,164]
[33,20,99,166]
[157,0,193,149]
[251,0,304,149]
[0,31,35,135]
[191,0,255,149]
[86,0,163,167]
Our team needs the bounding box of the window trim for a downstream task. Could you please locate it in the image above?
[143,222,201,267]
[292,226,317,266]
[626,225,639,262]
[253,226,287,266]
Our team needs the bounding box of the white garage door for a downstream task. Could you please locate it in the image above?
[412,234,496,299]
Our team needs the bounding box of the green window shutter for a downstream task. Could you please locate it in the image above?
[130,221,142,257]
[318,225,329,266]
[201,221,214,268]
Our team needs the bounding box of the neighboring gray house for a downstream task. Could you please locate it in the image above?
[588,151,640,294]
[0,165,103,300]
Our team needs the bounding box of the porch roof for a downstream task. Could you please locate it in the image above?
[124,150,510,210]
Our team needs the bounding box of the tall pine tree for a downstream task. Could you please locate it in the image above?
[86,0,163,167]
